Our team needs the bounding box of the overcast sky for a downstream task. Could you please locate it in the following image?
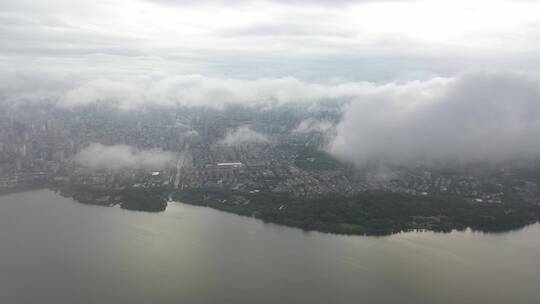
[2,0,540,81]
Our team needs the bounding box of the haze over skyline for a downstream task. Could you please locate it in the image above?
[2,0,540,165]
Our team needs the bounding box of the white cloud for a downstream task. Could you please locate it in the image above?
[218,126,269,146]
[74,143,176,170]
[327,71,540,166]
[293,118,335,134]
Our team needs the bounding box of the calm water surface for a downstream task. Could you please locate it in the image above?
[0,190,539,304]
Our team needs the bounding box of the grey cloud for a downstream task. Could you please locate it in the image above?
[74,143,176,170]
[327,71,540,166]
[218,126,270,146]
[221,21,356,38]
[2,0,539,82]
[0,11,141,57]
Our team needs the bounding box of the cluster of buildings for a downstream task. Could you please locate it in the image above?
[1,104,539,206]
[177,142,513,204]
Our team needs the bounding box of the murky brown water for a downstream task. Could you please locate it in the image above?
[1,190,539,304]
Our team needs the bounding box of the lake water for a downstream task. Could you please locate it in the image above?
[0,190,539,304]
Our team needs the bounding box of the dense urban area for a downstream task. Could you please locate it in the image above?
[1,102,540,235]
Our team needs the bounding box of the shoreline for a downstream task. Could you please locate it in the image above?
[2,186,539,236]
[171,189,540,236]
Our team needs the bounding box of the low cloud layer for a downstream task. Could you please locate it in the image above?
[74,143,176,170]
[0,72,377,110]
[6,69,540,166]
[219,126,269,146]
[328,71,540,166]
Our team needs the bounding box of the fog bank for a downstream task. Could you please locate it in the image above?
[328,71,540,166]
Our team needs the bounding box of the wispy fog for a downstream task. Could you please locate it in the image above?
[293,118,335,134]
[74,143,176,170]
[218,126,269,146]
